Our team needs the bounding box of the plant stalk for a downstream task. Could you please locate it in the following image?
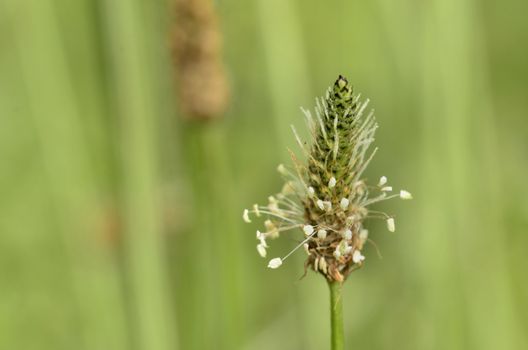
[328,281,344,350]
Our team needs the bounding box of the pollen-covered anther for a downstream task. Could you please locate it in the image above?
[243,209,251,223]
[352,250,365,264]
[343,229,352,240]
[268,258,282,269]
[328,177,336,188]
[317,229,327,240]
[387,217,396,232]
[307,186,315,198]
[257,244,267,258]
[303,225,314,236]
[378,176,388,186]
[316,199,325,211]
[340,198,349,210]
[256,230,268,247]
[400,190,413,200]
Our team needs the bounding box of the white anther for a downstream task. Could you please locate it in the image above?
[352,250,365,263]
[303,225,314,236]
[317,229,327,240]
[267,258,282,269]
[257,244,267,258]
[243,209,251,223]
[340,198,349,210]
[387,217,395,232]
[381,186,393,192]
[400,190,413,200]
[328,177,336,188]
[378,176,387,186]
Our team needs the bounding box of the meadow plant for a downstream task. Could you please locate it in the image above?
[243,75,411,349]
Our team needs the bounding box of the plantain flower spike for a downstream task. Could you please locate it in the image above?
[243,75,411,282]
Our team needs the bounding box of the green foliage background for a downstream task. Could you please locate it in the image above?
[1,0,527,349]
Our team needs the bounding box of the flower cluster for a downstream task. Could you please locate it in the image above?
[243,75,411,282]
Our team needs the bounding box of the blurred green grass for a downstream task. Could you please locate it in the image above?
[1,0,527,349]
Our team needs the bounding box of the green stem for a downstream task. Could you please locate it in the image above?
[328,281,344,350]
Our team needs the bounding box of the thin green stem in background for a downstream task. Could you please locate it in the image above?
[328,281,344,350]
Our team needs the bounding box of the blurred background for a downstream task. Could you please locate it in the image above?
[1,0,527,349]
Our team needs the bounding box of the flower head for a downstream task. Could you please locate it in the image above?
[243,75,410,282]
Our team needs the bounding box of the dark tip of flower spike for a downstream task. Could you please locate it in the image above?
[335,75,348,90]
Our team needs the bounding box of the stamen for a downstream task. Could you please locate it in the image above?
[257,244,267,258]
[352,250,365,263]
[243,209,251,223]
[400,190,413,200]
[267,258,282,269]
[387,217,395,232]
[280,228,318,263]
[303,225,314,236]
